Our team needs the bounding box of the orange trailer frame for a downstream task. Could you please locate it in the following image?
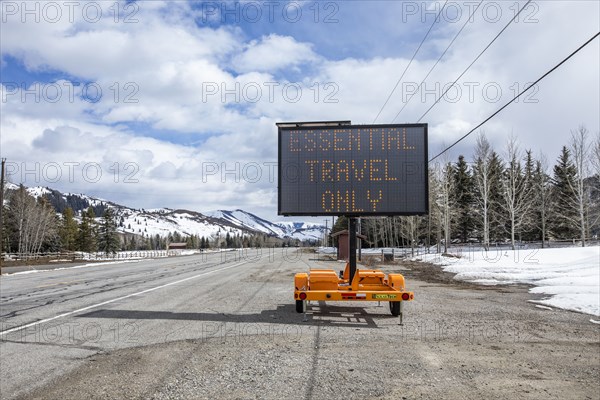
[294,262,414,322]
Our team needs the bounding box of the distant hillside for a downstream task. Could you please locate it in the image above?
[4,183,326,242]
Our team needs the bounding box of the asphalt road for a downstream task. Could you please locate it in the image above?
[1,249,598,399]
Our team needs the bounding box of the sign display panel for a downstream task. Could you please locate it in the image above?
[278,123,428,216]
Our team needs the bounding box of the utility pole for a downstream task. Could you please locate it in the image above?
[324,219,328,247]
[0,158,6,270]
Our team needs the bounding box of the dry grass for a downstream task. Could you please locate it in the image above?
[360,255,381,267]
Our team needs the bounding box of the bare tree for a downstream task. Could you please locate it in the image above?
[569,126,591,246]
[472,133,494,250]
[433,156,455,254]
[427,167,441,253]
[33,198,58,255]
[399,216,419,256]
[589,132,600,234]
[500,137,533,250]
[592,131,600,177]
[7,187,57,256]
[8,186,34,254]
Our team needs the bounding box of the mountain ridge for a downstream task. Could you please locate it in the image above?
[3,183,325,243]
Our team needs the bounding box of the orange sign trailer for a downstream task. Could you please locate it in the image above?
[277,121,426,322]
[293,218,414,323]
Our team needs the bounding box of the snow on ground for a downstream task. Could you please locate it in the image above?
[317,247,336,254]
[316,245,599,317]
[317,247,414,255]
[415,246,600,317]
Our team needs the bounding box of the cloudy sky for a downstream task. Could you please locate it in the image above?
[1,0,598,222]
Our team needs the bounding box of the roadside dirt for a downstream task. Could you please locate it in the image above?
[16,256,600,400]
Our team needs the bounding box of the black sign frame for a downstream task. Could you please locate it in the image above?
[277,123,429,217]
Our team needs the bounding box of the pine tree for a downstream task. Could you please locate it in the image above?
[98,208,120,254]
[127,235,137,250]
[60,207,78,251]
[186,235,197,249]
[488,152,505,243]
[139,236,150,250]
[453,155,474,242]
[172,231,182,243]
[77,207,97,252]
[330,216,348,247]
[521,150,537,240]
[532,158,551,247]
[551,146,578,239]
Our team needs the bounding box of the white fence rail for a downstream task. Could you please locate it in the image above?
[1,250,187,262]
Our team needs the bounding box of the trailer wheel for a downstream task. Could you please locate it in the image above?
[389,301,400,316]
[296,300,306,313]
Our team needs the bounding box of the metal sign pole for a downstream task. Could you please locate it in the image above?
[348,217,357,283]
[357,217,362,262]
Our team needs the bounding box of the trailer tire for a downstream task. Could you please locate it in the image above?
[389,301,400,316]
[296,300,306,313]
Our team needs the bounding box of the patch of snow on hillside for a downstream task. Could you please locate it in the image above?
[26,186,51,197]
[206,210,284,237]
[290,228,324,241]
[118,210,239,239]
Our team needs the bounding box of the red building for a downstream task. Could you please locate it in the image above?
[330,230,367,261]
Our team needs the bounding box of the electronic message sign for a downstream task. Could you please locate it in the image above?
[278,123,428,216]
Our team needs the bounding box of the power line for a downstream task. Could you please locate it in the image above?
[428,31,600,163]
[391,0,484,123]
[372,0,448,123]
[417,0,532,123]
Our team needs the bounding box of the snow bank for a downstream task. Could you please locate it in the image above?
[415,246,600,317]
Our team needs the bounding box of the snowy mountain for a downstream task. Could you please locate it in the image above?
[4,184,326,242]
[204,210,327,242]
[275,221,328,242]
[206,210,286,237]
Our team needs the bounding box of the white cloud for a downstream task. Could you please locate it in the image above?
[1,0,599,222]
[231,34,317,73]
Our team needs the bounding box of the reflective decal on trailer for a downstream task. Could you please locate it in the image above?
[372,294,397,300]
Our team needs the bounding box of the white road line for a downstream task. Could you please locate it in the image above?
[0,260,248,336]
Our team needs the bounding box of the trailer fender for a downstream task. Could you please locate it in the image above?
[294,273,308,291]
[388,274,405,290]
